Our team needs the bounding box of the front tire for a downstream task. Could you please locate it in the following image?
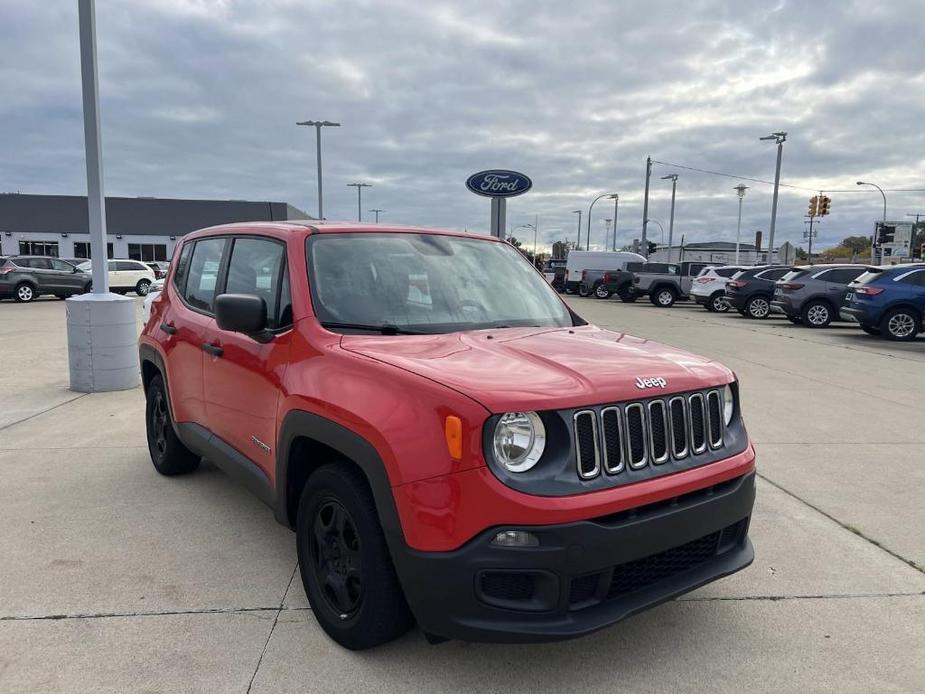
[651,287,676,308]
[297,463,413,650]
[881,307,920,341]
[136,279,152,296]
[706,292,729,313]
[145,374,200,476]
[745,295,771,319]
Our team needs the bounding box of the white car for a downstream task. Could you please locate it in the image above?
[690,265,747,312]
[142,278,165,324]
[77,259,156,296]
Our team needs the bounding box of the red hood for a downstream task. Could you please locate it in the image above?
[340,325,733,413]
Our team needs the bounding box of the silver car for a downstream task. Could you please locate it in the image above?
[771,264,870,328]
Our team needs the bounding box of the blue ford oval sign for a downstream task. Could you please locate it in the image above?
[466,169,532,198]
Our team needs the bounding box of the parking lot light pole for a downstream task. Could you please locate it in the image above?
[734,184,749,264]
[572,210,582,250]
[612,194,619,251]
[587,193,618,251]
[760,131,787,264]
[347,183,372,222]
[857,181,886,264]
[661,175,678,262]
[296,120,340,220]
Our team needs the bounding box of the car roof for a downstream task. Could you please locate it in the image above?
[181,220,497,243]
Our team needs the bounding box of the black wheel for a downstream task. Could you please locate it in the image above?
[881,307,920,341]
[786,315,802,325]
[706,292,729,313]
[617,287,637,303]
[297,463,413,650]
[55,294,67,300]
[136,279,151,296]
[14,283,36,303]
[578,284,591,297]
[145,374,200,475]
[860,324,880,336]
[745,295,771,319]
[802,300,833,328]
[594,284,611,299]
[651,287,676,308]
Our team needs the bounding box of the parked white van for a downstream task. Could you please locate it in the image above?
[564,251,646,293]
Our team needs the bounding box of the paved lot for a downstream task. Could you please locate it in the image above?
[1,296,923,693]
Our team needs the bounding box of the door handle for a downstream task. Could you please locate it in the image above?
[201,342,224,358]
[159,322,177,335]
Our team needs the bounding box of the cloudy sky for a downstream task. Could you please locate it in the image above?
[3,0,925,252]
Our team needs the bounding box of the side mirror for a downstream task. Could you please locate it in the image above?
[216,294,270,340]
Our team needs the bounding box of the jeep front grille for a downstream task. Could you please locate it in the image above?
[574,389,726,480]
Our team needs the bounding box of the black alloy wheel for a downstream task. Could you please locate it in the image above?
[310,499,364,619]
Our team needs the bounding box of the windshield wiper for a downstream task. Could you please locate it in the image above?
[320,321,430,335]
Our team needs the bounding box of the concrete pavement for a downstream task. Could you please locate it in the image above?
[0,297,922,693]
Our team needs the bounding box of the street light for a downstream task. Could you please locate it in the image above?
[857,181,886,263]
[760,131,787,263]
[572,210,582,250]
[519,216,540,264]
[611,195,619,251]
[734,184,749,264]
[588,193,618,250]
[661,175,678,262]
[296,119,340,219]
[369,208,383,223]
[346,182,372,222]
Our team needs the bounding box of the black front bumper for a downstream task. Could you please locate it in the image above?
[393,472,756,643]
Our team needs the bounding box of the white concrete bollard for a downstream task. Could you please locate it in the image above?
[65,293,140,392]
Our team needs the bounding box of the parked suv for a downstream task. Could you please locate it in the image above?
[632,261,715,307]
[139,222,755,649]
[724,266,790,319]
[690,266,746,313]
[0,255,91,302]
[770,264,870,328]
[841,264,925,340]
[77,259,156,295]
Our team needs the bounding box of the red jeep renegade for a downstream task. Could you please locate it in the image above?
[139,222,755,649]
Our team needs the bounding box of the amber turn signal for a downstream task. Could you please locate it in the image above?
[445,415,463,460]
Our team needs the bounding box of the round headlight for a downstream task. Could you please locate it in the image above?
[723,384,735,425]
[493,412,546,472]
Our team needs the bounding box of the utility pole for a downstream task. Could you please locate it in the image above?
[346,182,371,222]
[296,120,340,219]
[734,184,748,265]
[572,210,582,250]
[641,156,652,257]
[760,132,787,264]
[533,214,539,261]
[369,208,383,223]
[612,195,619,251]
[661,174,678,262]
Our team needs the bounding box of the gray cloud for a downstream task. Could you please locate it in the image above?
[2,0,924,252]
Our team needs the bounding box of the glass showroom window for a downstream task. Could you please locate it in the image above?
[128,243,168,262]
[74,242,114,259]
[19,240,59,257]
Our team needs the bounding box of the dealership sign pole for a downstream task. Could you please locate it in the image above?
[67,0,140,393]
[466,170,533,238]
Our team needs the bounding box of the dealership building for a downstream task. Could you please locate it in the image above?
[0,193,310,261]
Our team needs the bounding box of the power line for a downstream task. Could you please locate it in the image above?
[651,159,925,194]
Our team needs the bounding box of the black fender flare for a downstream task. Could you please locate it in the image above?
[275,410,406,549]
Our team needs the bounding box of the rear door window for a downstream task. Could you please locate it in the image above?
[825,268,866,284]
[184,238,227,313]
[898,270,925,286]
[757,268,789,281]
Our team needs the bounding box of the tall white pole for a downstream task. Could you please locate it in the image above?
[766,134,786,264]
[78,0,108,293]
[735,196,743,265]
[315,124,324,219]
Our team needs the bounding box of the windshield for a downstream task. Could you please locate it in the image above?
[308,233,575,333]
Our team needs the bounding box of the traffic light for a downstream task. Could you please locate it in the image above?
[818,195,831,216]
[808,196,818,216]
[876,223,895,245]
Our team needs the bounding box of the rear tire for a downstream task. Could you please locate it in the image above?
[651,287,676,308]
[594,284,611,299]
[745,295,771,319]
[145,374,200,476]
[802,300,833,328]
[881,307,920,341]
[14,283,35,303]
[578,284,591,297]
[136,279,151,296]
[297,463,413,650]
[706,292,729,313]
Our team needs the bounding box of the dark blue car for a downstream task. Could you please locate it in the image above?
[841,264,925,340]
